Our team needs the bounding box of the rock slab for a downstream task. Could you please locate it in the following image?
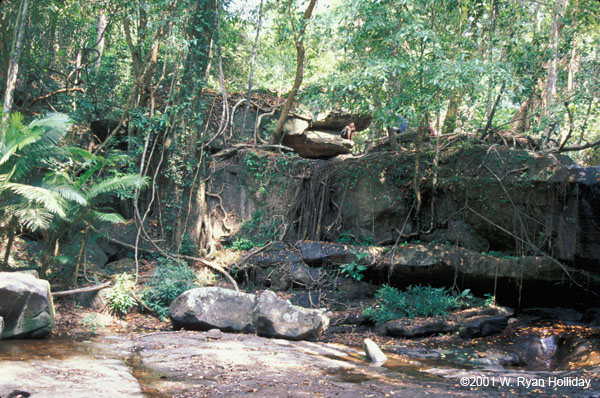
[169,287,330,341]
[0,272,55,339]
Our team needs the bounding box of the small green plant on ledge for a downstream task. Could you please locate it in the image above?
[364,284,474,325]
[229,238,257,251]
[339,252,370,281]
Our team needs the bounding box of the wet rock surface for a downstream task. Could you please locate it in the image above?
[0,337,142,398]
[0,272,55,339]
[1,325,598,398]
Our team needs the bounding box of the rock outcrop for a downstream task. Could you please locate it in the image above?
[199,144,600,307]
[169,287,329,341]
[385,306,513,339]
[309,111,372,132]
[282,130,353,158]
[0,272,55,339]
[278,110,372,158]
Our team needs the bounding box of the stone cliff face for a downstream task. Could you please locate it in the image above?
[200,144,600,305]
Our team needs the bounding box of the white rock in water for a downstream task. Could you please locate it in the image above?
[363,338,387,366]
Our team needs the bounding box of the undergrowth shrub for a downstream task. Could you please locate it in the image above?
[140,258,198,320]
[364,284,474,324]
[106,273,137,317]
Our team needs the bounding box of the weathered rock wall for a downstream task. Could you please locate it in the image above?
[201,145,600,288]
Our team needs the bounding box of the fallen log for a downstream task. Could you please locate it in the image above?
[52,281,111,297]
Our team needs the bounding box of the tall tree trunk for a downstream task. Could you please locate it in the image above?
[2,217,17,269]
[181,0,217,114]
[271,0,317,145]
[545,0,568,126]
[2,0,29,119]
[485,0,498,118]
[241,0,264,136]
[95,1,108,71]
[442,93,460,134]
[567,0,579,96]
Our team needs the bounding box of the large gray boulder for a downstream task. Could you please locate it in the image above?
[169,287,256,333]
[169,287,330,341]
[282,130,353,158]
[0,272,55,339]
[309,111,372,132]
[254,290,329,341]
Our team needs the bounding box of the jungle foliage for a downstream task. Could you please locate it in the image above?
[1,0,600,288]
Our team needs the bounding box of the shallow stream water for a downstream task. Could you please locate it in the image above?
[0,328,598,398]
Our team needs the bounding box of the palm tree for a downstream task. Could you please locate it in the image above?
[42,153,148,286]
[0,112,84,269]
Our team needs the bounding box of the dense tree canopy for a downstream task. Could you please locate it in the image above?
[1,0,600,280]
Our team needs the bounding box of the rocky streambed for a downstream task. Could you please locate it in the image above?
[1,319,599,398]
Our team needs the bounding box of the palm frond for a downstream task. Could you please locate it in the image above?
[76,161,104,189]
[66,146,96,162]
[0,132,44,166]
[4,182,67,217]
[13,207,54,231]
[28,113,71,146]
[47,184,88,206]
[86,175,149,201]
[90,210,126,224]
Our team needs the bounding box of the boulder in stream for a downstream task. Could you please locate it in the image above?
[0,272,55,339]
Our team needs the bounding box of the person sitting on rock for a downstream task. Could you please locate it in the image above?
[396,115,408,134]
[341,122,356,141]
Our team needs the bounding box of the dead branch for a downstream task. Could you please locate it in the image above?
[555,139,600,153]
[52,281,111,297]
[213,143,294,158]
[30,87,86,105]
[231,242,273,271]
